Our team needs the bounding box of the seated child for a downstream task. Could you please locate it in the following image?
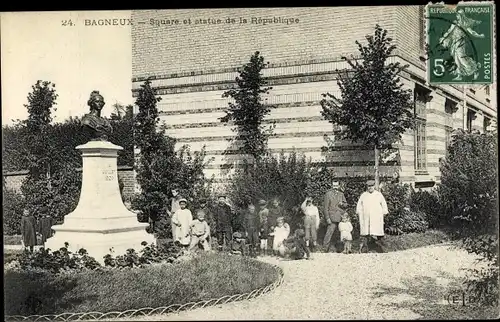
[284,228,311,260]
[269,217,290,257]
[231,231,248,256]
[338,212,353,254]
[188,210,211,252]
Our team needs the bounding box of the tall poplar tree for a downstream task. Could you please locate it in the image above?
[221,51,275,162]
[320,25,415,188]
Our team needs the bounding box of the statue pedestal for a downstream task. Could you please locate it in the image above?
[45,141,154,264]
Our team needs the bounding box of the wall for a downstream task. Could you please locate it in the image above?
[3,166,136,200]
[131,6,496,186]
[132,7,398,78]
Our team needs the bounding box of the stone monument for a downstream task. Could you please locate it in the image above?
[45,91,154,264]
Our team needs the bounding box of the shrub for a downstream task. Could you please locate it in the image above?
[439,130,498,237]
[21,167,81,224]
[227,151,311,231]
[5,252,280,316]
[381,182,411,214]
[409,188,442,228]
[384,208,429,235]
[378,182,430,235]
[438,129,498,306]
[3,188,25,235]
[11,243,102,274]
[104,241,183,268]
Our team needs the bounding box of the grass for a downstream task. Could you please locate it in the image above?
[4,249,23,264]
[4,235,22,245]
[382,229,452,252]
[4,252,281,316]
[323,229,452,253]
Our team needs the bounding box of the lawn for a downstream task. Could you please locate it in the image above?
[4,252,281,317]
[4,235,22,245]
[326,229,452,253]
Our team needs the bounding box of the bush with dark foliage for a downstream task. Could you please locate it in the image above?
[438,129,498,306]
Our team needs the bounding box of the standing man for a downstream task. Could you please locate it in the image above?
[356,180,389,253]
[323,181,348,253]
[213,194,233,251]
[301,197,320,252]
[166,187,182,240]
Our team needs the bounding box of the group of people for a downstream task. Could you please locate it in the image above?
[19,208,54,252]
[156,179,389,259]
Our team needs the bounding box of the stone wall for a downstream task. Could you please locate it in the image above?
[3,166,136,200]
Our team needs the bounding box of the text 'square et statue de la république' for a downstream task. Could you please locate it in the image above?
[44,91,154,264]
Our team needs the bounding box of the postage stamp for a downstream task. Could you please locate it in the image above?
[426,1,495,85]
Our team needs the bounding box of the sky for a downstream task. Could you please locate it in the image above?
[1,10,133,125]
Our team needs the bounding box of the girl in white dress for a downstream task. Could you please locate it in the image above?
[269,217,290,257]
[338,212,353,254]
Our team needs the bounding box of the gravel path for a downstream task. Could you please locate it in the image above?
[107,244,485,320]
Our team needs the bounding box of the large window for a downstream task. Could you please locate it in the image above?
[414,87,428,171]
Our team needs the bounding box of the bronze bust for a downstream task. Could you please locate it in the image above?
[81,91,113,141]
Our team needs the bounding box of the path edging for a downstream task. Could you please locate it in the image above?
[5,259,285,321]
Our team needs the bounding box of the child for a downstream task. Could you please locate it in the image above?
[258,199,269,256]
[171,198,193,248]
[338,212,353,254]
[243,203,260,258]
[269,216,290,257]
[231,231,248,256]
[188,210,211,252]
[284,228,311,260]
[21,209,37,253]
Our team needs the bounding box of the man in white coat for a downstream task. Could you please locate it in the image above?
[356,180,389,253]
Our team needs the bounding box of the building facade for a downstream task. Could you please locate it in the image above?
[131,6,496,187]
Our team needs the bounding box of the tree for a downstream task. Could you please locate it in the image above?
[220,51,275,162]
[22,80,58,180]
[133,80,211,236]
[19,81,82,221]
[320,25,415,189]
[108,104,134,166]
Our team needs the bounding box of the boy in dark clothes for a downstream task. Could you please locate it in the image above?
[242,203,260,258]
[284,228,311,260]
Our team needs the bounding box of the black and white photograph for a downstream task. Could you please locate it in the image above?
[2,4,498,320]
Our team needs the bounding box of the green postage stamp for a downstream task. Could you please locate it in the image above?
[426,1,495,85]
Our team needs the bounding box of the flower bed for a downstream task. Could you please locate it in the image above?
[4,252,281,317]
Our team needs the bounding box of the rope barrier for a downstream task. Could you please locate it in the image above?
[5,260,285,322]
